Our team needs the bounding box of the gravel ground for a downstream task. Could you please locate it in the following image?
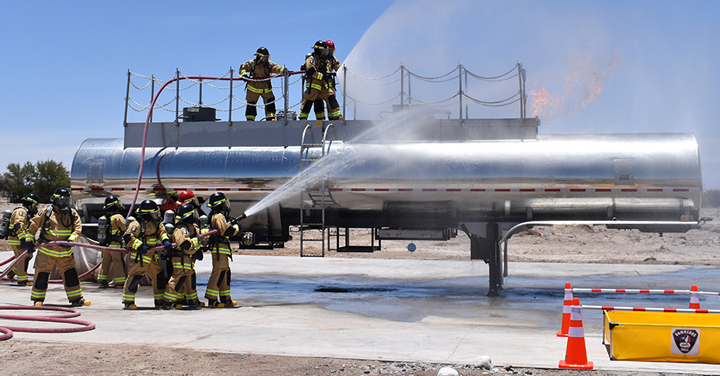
[1,200,717,375]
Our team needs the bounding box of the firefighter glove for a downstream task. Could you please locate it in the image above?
[137,245,150,255]
[24,241,35,255]
[58,242,72,248]
[163,239,172,251]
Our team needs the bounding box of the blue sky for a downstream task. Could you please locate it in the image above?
[2,1,720,188]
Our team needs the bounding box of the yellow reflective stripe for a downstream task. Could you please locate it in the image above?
[66,288,82,299]
[48,229,72,236]
[7,239,21,246]
[39,247,73,257]
[32,291,46,299]
[219,289,231,297]
[109,244,123,248]
[329,110,342,118]
[247,86,264,94]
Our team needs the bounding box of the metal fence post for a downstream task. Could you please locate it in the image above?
[284,66,289,125]
[458,63,463,120]
[229,67,233,126]
[124,70,130,127]
[150,75,155,123]
[342,65,347,124]
[400,64,404,107]
[175,68,180,125]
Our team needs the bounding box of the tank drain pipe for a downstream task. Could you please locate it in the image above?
[0,305,95,341]
[498,220,701,278]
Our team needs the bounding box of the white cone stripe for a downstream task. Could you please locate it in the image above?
[563,305,572,313]
[568,326,585,338]
[570,310,582,321]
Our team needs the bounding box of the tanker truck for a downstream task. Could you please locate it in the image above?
[70,107,702,296]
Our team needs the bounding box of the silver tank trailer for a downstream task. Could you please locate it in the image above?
[71,133,701,224]
[71,121,701,295]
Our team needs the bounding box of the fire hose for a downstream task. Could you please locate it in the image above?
[0,229,218,283]
[0,305,95,340]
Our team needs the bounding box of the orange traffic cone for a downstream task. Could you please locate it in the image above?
[558,298,593,370]
[557,282,573,337]
[689,285,700,309]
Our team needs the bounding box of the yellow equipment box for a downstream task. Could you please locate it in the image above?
[603,310,720,363]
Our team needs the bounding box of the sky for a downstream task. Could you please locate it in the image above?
[2,1,720,188]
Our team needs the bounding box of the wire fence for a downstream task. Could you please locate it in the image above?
[124,62,528,124]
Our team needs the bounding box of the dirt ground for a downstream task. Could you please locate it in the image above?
[1,201,718,375]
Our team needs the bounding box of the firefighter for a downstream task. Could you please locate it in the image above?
[299,40,343,121]
[204,192,242,308]
[122,200,173,309]
[239,47,287,121]
[97,195,127,288]
[300,52,327,120]
[6,193,39,286]
[173,189,204,307]
[323,40,343,120]
[163,204,202,309]
[25,187,90,306]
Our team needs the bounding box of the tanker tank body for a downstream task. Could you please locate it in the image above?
[71,117,702,296]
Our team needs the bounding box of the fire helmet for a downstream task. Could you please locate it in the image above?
[136,200,160,222]
[103,195,124,213]
[313,40,328,57]
[178,190,199,208]
[21,192,39,213]
[255,47,270,63]
[325,40,335,55]
[175,203,198,224]
[52,187,71,209]
[208,192,230,213]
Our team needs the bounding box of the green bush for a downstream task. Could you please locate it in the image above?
[0,160,70,203]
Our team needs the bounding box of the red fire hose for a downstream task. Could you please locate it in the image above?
[0,305,95,340]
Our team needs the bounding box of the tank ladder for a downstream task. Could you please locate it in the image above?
[299,123,337,257]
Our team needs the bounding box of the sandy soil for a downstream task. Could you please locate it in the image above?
[1,200,717,375]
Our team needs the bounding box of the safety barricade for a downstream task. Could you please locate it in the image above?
[558,282,720,365]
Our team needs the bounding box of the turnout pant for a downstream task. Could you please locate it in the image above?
[205,253,232,303]
[164,255,198,305]
[10,244,32,284]
[98,249,126,286]
[122,257,166,306]
[31,252,83,303]
[245,90,277,120]
[299,87,341,120]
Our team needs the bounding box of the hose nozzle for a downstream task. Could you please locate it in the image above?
[237,213,247,221]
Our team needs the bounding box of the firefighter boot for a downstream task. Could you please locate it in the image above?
[71,298,91,307]
[124,302,137,310]
[99,280,109,289]
[33,300,43,306]
[208,299,225,308]
[6,270,16,282]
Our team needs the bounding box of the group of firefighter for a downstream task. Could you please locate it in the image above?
[4,188,246,310]
[242,40,342,122]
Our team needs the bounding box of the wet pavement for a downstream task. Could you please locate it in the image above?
[1,251,720,374]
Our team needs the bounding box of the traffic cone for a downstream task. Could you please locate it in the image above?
[689,285,700,309]
[557,282,573,337]
[558,298,593,370]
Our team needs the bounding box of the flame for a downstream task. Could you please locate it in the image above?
[530,87,562,117]
[530,49,620,120]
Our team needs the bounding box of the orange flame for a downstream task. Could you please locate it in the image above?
[530,87,562,117]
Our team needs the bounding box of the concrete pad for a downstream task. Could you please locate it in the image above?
[1,252,719,374]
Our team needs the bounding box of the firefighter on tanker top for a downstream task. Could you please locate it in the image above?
[323,40,342,119]
[25,188,90,306]
[122,200,173,309]
[97,195,127,288]
[240,47,287,121]
[163,203,203,309]
[204,192,242,308]
[299,40,343,121]
[301,52,327,120]
[6,192,39,286]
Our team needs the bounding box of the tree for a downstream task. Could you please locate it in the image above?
[0,162,36,202]
[0,160,70,203]
[33,160,71,202]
